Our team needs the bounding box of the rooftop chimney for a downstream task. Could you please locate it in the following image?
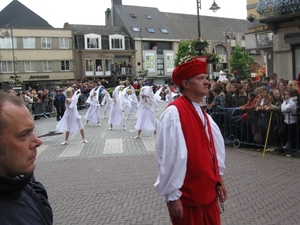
[112,0,122,5]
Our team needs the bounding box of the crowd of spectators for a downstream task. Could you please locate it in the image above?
[205,72,300,157]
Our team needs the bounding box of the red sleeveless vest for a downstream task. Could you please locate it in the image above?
[170,96,221,206]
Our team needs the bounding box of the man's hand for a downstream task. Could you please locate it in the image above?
[217,177,228,203]
[167,199,183,218]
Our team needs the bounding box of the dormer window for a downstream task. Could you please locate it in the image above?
[131,27,141,32]
[130,13,137,18]
[146,27,155,33]
[84,34,101,49]
[109,34,125,50]
[160,28,169,34]
[145,15,152,19]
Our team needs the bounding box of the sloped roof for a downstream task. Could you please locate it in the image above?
[113,5,175,40]
[64,23,128,36]
[112,3,250,42]
[161,12,250,42]
[0,0,53,28]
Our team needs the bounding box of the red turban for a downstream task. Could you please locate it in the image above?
[172,58,207,87]
[233,70,238,75]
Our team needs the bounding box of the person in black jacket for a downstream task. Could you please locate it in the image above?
[54,89,61,121]
[59,89,66,118]
[0,92,53,225]
[231,84,248,108]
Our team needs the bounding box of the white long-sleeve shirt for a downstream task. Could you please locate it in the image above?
[281,97,298,124]
[154,102,226,202]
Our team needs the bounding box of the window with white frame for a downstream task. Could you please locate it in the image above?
[24,61,37,72]
[61,61,70,71]
[0,61,14,72]
[105,59,112,75]
[43,61,52,72]
[59,37,69,49]
[85,59,93,72]
[0,37,17,49]
[23,37,35,49]
[41,37,51,49]
[85,59,94,76]
[84,34,101,49]
[109,35,125,50]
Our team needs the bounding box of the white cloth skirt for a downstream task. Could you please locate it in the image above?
[56,108,84,133]
[84,104,100,122]
[108,102,125,127]
[134,106,157,131]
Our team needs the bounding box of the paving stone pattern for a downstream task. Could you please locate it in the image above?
[33,102,300,225]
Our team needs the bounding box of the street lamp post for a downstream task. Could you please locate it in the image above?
[196,0,221,39]
[196,0,202,39]
[137,28,148,80]
[5,24,21,87]
[138,28,143,70]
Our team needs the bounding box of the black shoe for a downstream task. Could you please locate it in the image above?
[57,119,60,121]
[278,149,284,153]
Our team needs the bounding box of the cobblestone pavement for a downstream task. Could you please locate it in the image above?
[33,102,300,225]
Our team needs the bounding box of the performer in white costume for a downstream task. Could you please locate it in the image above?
[84,88,101,126]
[108,85,126,130]
[134,86,157,139]
[101,90,112,118]
[154,85,175,104]
[120,87,131,119]
[56,87,88,144]
[127,86,139,119]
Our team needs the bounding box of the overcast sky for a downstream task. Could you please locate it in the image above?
[0,0,247,28]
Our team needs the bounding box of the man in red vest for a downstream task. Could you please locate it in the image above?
[154,57,227,225]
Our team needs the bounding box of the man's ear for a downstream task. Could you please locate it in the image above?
[181,80,189,89]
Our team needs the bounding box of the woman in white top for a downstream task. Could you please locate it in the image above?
[84,89,101,126]
[120,87,132,119]
[101,90,112,118]
[127,86,139,119]
[134,86,157,139]
[278,90,298,156]
[56,87,88,144]
[108,85,126,130]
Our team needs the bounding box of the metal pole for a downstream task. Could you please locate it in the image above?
[6,24,16,86]
[225,29,229,68]
[196,0,201,38]
[139,30,143,70]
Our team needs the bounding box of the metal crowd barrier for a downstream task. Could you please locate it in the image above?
[31,100,54,119]
[77,94,88,109]
[31,94,88,119]
[208,107,300,156]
